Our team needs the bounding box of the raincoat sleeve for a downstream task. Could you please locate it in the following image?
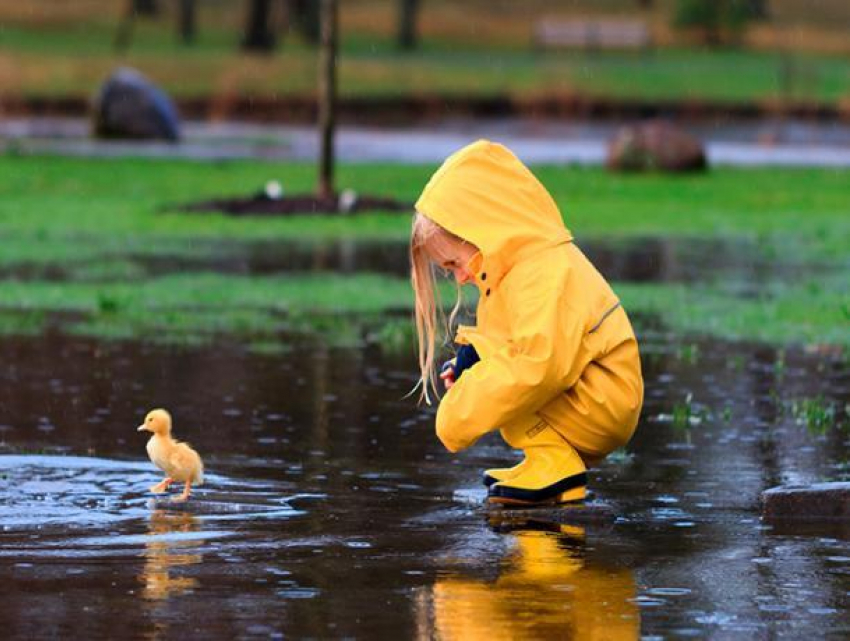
[435,265,584,453]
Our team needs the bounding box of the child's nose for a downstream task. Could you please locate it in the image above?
[452,267,470,284]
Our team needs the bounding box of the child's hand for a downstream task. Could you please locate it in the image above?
[439,345,480,391]
[440,360,456,389]
[439,366,456,389]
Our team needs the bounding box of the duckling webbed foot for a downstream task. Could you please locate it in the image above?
[150,477,173,494]
[170,480,192,503]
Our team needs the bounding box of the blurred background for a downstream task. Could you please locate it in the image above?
[1,0,848,106]
[2,0,849,167]
[1,0,849,131]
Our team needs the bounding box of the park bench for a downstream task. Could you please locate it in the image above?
[533,18,651,51]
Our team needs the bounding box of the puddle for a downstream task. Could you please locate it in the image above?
[2,235,829,285]
[0,334,848,637]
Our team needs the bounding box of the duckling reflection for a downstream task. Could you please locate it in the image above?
[426,519,639,640]
[140,509,201,601]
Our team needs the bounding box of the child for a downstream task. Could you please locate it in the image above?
[410,140,643,506]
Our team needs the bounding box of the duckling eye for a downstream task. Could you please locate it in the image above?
[148,417,153,422]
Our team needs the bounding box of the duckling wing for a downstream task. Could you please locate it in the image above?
[168,442,204,485]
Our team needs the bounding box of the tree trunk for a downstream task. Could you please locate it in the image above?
[115,0,162,52]
[397,0,420,50]
[317,0,338,201]
[242,0,276,52]
[134,0,159,16]
[114,0,137,52]
[178,0,196,44]
[746,0,770,19]
[291,0,321,44]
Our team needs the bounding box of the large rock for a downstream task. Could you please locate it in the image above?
[606,120,706,172]
[761,482,850,520]
[92,67,180,142]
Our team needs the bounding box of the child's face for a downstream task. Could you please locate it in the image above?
[426,233,479,286]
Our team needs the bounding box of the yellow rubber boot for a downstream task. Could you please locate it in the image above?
[488,418,587,506]
[482,456,527,487]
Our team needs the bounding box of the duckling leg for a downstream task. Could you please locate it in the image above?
[171,480,192,503]
[150,477,173,494]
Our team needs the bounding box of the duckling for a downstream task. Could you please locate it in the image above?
[137,408,204,502]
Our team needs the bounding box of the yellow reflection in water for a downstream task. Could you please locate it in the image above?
[428,521,639,640]
[140,509,201,602]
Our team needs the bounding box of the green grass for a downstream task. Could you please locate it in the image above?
[2,0,849,103]
[617,273,850,347]
[0,272,415,347]
[1,20,849,103]
[0,272,413,314]
[2,155,847,261]
[0,154,848,349]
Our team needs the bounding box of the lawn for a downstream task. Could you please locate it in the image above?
[0,154,848,350]
[0,1,848,104]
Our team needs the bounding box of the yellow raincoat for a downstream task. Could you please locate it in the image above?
[415,140,643,462]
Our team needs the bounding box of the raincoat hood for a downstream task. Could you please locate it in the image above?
[415,140,572,283]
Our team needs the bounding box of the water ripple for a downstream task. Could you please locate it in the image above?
[0,455,306,543]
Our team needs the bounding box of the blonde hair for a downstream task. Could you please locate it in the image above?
[409,211,465,405]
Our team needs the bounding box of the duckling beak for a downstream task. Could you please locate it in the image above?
[137,424,149,432]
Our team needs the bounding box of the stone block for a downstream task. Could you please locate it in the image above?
[761,482,850,520]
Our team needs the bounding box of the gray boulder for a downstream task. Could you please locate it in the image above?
[761,482,850,520]
[92,67,180,142]
[607,120,706,172]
